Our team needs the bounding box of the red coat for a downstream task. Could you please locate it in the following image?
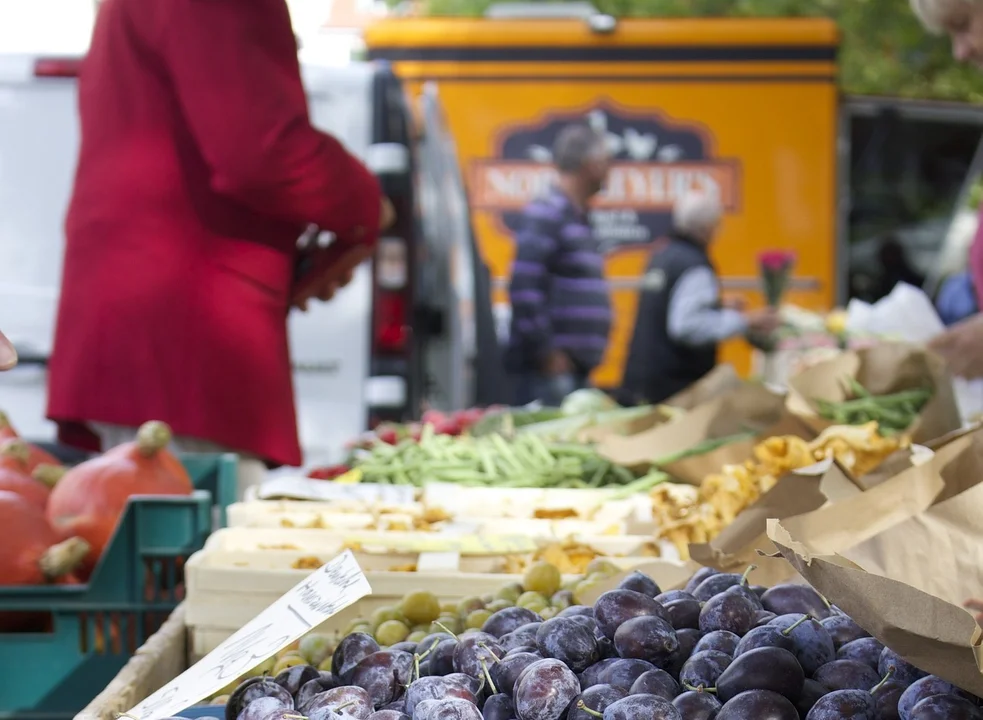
[46,0,381,467]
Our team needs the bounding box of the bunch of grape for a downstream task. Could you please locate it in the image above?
[191,565,980,720]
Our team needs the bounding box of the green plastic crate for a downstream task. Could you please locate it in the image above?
[0,453,238,720]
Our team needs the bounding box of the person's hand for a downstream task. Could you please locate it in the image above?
[294,267,355,312]
[744,307,782,336]
[380,197,396,231]
[964,598,983,625]
[723,296,746,311]
[929,314,983,379]
[0,330,15,371]
[543,349,573,377]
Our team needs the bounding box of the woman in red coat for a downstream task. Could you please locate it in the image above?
[46,0,385,470]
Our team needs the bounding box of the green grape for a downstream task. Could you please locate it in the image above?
[407,630,428,643]
[486,599,513,613]
[435,614,462,634]
[523,562,562,597]
[550,589,575,609]
[370,606,408,630]
[495,582,524,604]
[399,590,441,625]
[465,608,493,630]
[375,619,411,646]
[516,591,549,613]
[573,579,601,605]
[299,634,333,666]
[584,558,620,577]
[457,596,486,617]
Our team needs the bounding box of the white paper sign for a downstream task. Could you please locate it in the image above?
[257,476,416,505]
[127,550,372,720]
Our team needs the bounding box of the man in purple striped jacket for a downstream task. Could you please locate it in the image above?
[505,124,613,406]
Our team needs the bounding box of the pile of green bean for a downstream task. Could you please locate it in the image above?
[815,378,932,434]
[352,425,639,488]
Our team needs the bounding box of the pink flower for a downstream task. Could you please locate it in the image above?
[758,250,797,272]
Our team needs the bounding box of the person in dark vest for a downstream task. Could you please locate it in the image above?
[620,192,781,405]
[505,123,613,406]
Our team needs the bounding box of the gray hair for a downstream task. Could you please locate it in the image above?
[672,192,723,240]
[553,124,608,173]
[910,0,962,33]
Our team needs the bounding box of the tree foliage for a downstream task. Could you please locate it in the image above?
[417,0,983,102]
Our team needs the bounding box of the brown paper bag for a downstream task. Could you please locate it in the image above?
[786,342,961,444]
[598,382,791,474]
[687,465,830,586]
[577,407,670,443]
[766,431,983,695]
[663,364,743,410]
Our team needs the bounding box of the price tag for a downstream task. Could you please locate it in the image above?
[127,551,371,720]
[256,476,415,505]
[416,551,461,572]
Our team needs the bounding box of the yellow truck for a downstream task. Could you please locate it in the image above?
[365,7,840,388]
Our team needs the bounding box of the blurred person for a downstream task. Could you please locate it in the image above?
[911,0,983,379]
[505,124,613,406]
[620,192,782,405]
[46,0,391,478]
[936,270,979,326]
[874,235,925,300]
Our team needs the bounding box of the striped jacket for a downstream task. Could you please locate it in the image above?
[505,187,613,374]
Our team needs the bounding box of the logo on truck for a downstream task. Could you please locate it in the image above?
[469,103,742,248]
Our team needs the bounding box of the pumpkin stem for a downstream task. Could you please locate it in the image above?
[33,463,68,488]
[136,421,173,457]
[0,438,30,464]
[38,537,90,580]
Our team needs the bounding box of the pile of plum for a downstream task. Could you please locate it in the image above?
[212,567,982,720]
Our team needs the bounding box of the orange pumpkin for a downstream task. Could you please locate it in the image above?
[0,490,89,586]
[0,443,64,510]
[0,411,62,472]
[46,421,193,578]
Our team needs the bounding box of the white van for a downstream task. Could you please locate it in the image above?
[0,55,497,465]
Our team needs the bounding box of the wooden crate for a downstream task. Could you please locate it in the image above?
[225,503,645,537]
[184,529,683,660]
[228,499,655,536]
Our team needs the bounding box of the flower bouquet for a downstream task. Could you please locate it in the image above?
[758,249,797,307]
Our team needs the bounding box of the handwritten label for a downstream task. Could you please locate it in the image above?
[345,533,538,555]
[127,551,371,720]
[257,476,416,505]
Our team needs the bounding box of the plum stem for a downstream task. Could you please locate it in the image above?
[480,658,498,695]
[819,593,832,609]
[413,653,422,682]
[781,614,813,636]
[478,641,502,662]
[576,700,604,718]
[334,701,358,712]
[741,564,758,586]
[683,683,717,694]
[870,668,895,695]
[433,621,459,639]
